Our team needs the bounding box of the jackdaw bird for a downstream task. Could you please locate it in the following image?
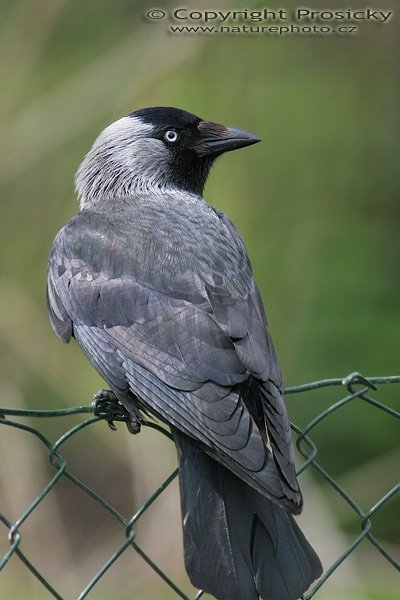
[47,107,322,600]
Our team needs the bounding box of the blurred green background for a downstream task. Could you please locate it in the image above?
[0,0,398,598]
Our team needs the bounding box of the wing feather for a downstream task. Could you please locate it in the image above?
[47,196,301,511]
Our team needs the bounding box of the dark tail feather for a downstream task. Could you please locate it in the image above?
[173,430,322,600]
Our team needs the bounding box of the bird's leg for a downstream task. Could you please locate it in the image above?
[92,389,142,434]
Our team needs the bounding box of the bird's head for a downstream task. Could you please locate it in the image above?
[75,107,260,209]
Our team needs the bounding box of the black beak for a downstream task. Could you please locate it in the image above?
[194,121,261,157]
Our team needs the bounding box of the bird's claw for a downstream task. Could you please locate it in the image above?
[92,389,142,433]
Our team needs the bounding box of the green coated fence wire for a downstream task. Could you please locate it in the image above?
[1,372,399,599]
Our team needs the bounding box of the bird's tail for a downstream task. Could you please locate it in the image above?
[173,430,322,600]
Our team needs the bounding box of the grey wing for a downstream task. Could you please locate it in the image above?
[48,210,301,512]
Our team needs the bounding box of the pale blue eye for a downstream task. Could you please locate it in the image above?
[164,130,179,143]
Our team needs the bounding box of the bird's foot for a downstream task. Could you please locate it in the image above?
[92,389,141,434]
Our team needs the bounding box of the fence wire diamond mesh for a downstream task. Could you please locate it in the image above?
[1,372,399,599]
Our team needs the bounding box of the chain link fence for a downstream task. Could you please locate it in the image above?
[1,372,399,599]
